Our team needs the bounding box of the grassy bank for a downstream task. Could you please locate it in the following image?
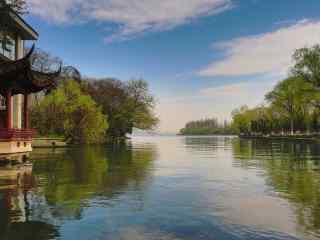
[32,137,68,148]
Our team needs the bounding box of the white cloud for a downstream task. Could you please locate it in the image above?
[156,79,277,133]
[199,20,320,77]
[28,0,82,23]
[28,0,232,41]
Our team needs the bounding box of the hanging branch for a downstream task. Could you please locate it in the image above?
[0,0,28,15]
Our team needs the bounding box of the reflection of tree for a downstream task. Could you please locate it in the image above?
[232,138,320,236]
[103,142,155,197]
[31,143,156,220]
[184,136,234,152]
[2,221,59,240]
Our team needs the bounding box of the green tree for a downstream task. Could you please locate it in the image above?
[265,77,314,135]
[30,80,108,144]
[126,80,158,130]
[292,45,320,88]
[231,106,252,134]
[249,106,272,134]
[85,78,158,139]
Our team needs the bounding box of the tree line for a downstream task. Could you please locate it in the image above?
[231,45,320,136]
[29,48,158,144]
[179,118,235,135]
[181,45,320,137]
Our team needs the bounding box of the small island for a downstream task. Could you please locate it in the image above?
[179,118,235,136]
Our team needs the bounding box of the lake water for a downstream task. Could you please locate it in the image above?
[1,136,320,240]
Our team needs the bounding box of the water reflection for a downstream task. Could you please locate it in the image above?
[184,136,234,152]
[0,164,59,240]
[0,143,157,239]
[232,138,320,238]
[1,137,320,240]
[31,144,156,220]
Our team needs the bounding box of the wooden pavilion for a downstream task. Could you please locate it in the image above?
[0,5,59,155]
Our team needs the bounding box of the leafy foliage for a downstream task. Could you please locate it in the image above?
[29,47,83,105]
[265,77,316,134]
[84,78,158,139]
[292,45,320,88]
[30,80,108,144]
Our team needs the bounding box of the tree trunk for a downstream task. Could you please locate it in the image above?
[290,118,294,136]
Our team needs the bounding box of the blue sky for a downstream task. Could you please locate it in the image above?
[25,0,320,132]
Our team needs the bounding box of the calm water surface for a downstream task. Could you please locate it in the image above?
[1,136,320,240]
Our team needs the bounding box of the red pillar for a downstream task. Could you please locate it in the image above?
[6,90,12,129]
[24,93,29,129]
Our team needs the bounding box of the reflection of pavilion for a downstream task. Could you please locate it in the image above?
[0,164,34,222]
[0,4,59,157]
[0,164,59,239]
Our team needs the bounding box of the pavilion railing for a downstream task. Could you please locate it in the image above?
[0,128,36,141]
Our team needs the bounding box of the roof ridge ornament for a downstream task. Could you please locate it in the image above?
[24,43,35,59]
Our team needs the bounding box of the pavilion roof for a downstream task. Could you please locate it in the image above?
[0,4,38,40]
[0,45,60,95]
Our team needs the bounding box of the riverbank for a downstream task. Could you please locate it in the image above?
[32,136,131,148]
[32,137,68,148]
[239,134,320,142]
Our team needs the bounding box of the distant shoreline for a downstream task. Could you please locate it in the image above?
[177,134,237,137]
[177,134,320,142]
